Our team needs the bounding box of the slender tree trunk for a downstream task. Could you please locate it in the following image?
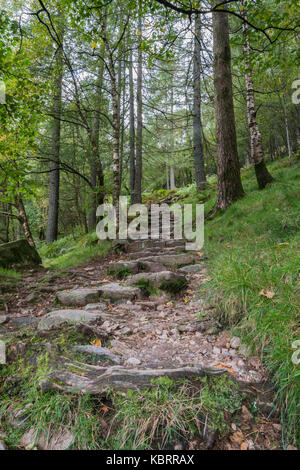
[15,198,36,248]
[193,13,206,191]
[170,166,176,189]
[283,95,292,160]
[170,71,176,190]
[212,3,244,211]
[88,59,105,231]
[166,163,170,190]
[296,126,300,151]
[110,65,120,209]
[46,38,64,243]
[129,48,136,202]
[242,7,273,189]
[119,56,126,189]
[133,2,143,204]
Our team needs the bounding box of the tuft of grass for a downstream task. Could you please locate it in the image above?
[203,158,300,447]
[0,352,106,450]
[0,267,22,279]
[159,278,188,294]
[134,279,158,297]
[39,233,111,270]
[106,375,244,450]
[107,267,132,279]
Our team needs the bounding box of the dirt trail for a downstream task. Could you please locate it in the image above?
[0,233,283,450]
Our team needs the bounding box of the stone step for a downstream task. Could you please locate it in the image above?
[128,247,184,260]
[38,309,103,331]
[125,271,187,289]
[41,363,230,394]
[127,239,186,252]
[178,264,205,274]
[71,345,121,364]
[98,283,142,301]
[108,260,166,275]
[135,253,201,268]
[57,288,101,307]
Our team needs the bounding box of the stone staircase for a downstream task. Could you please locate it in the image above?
[33,213,266,394]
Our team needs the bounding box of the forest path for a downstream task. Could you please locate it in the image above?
[0,236,283,450]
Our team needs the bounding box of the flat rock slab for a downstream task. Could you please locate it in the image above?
[57,288,101,307]
[125,271,186,288]
[20,427,74,450]
[38,310,103,331]
[178,264,205,274]
[129,249,180,260]
[108,261,139,274]
[10,317,39,327]
[72,345,121,364]
[85,302,107,311]
[136,253,200,268]
[43,364,229,394]
[108,260,165,274]
[98,283,142,301]
[127,240,186,252]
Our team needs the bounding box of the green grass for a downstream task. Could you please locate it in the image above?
[107,375,244,450]
[0,267,22,279]
[202,158,300,447]
[145,157,300,447]
[38,232,111,269]
[0,351,107,450]
[107,266,133,279]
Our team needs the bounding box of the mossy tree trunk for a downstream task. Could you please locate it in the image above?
[133,1,143,204]
[212,3,244,211]
[46,29,64,244]
[242,3,274,189]
[193,12,206,191]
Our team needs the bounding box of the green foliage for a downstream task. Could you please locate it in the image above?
[39,233,111,269]
[0,354,105,450]
[0,267,21,280]
[107,375,244,450]
[107,267,133,279]
[204,158,300,446]
[134,278,157,297]
[159,278,188,294]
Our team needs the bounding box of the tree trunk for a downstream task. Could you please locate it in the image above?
[212,3,244,211]
[15,198,36,248]
[170,166,176,189]
[88,59,105,231]
[242,5,273,189]
[166,163,170,190]
[119,56,126,189]
[109,57,120,212]
[193,13,206,191]
[46,38,64,243]
[133,3,143,204]
[169,70,176,190]
[283,95,292,160]
[129,48,136,202]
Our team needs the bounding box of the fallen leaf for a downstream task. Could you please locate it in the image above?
[241,405,253,424]
[240,441,249,450]
[213,363,236,375]
[184,297,190,304]
[91,338,101,347]
[230,431,244,446]
[100,406,109,415]
[259,289,275,299]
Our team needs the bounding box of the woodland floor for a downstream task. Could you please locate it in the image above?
[1,158,299,451]
[0,241,284,450]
